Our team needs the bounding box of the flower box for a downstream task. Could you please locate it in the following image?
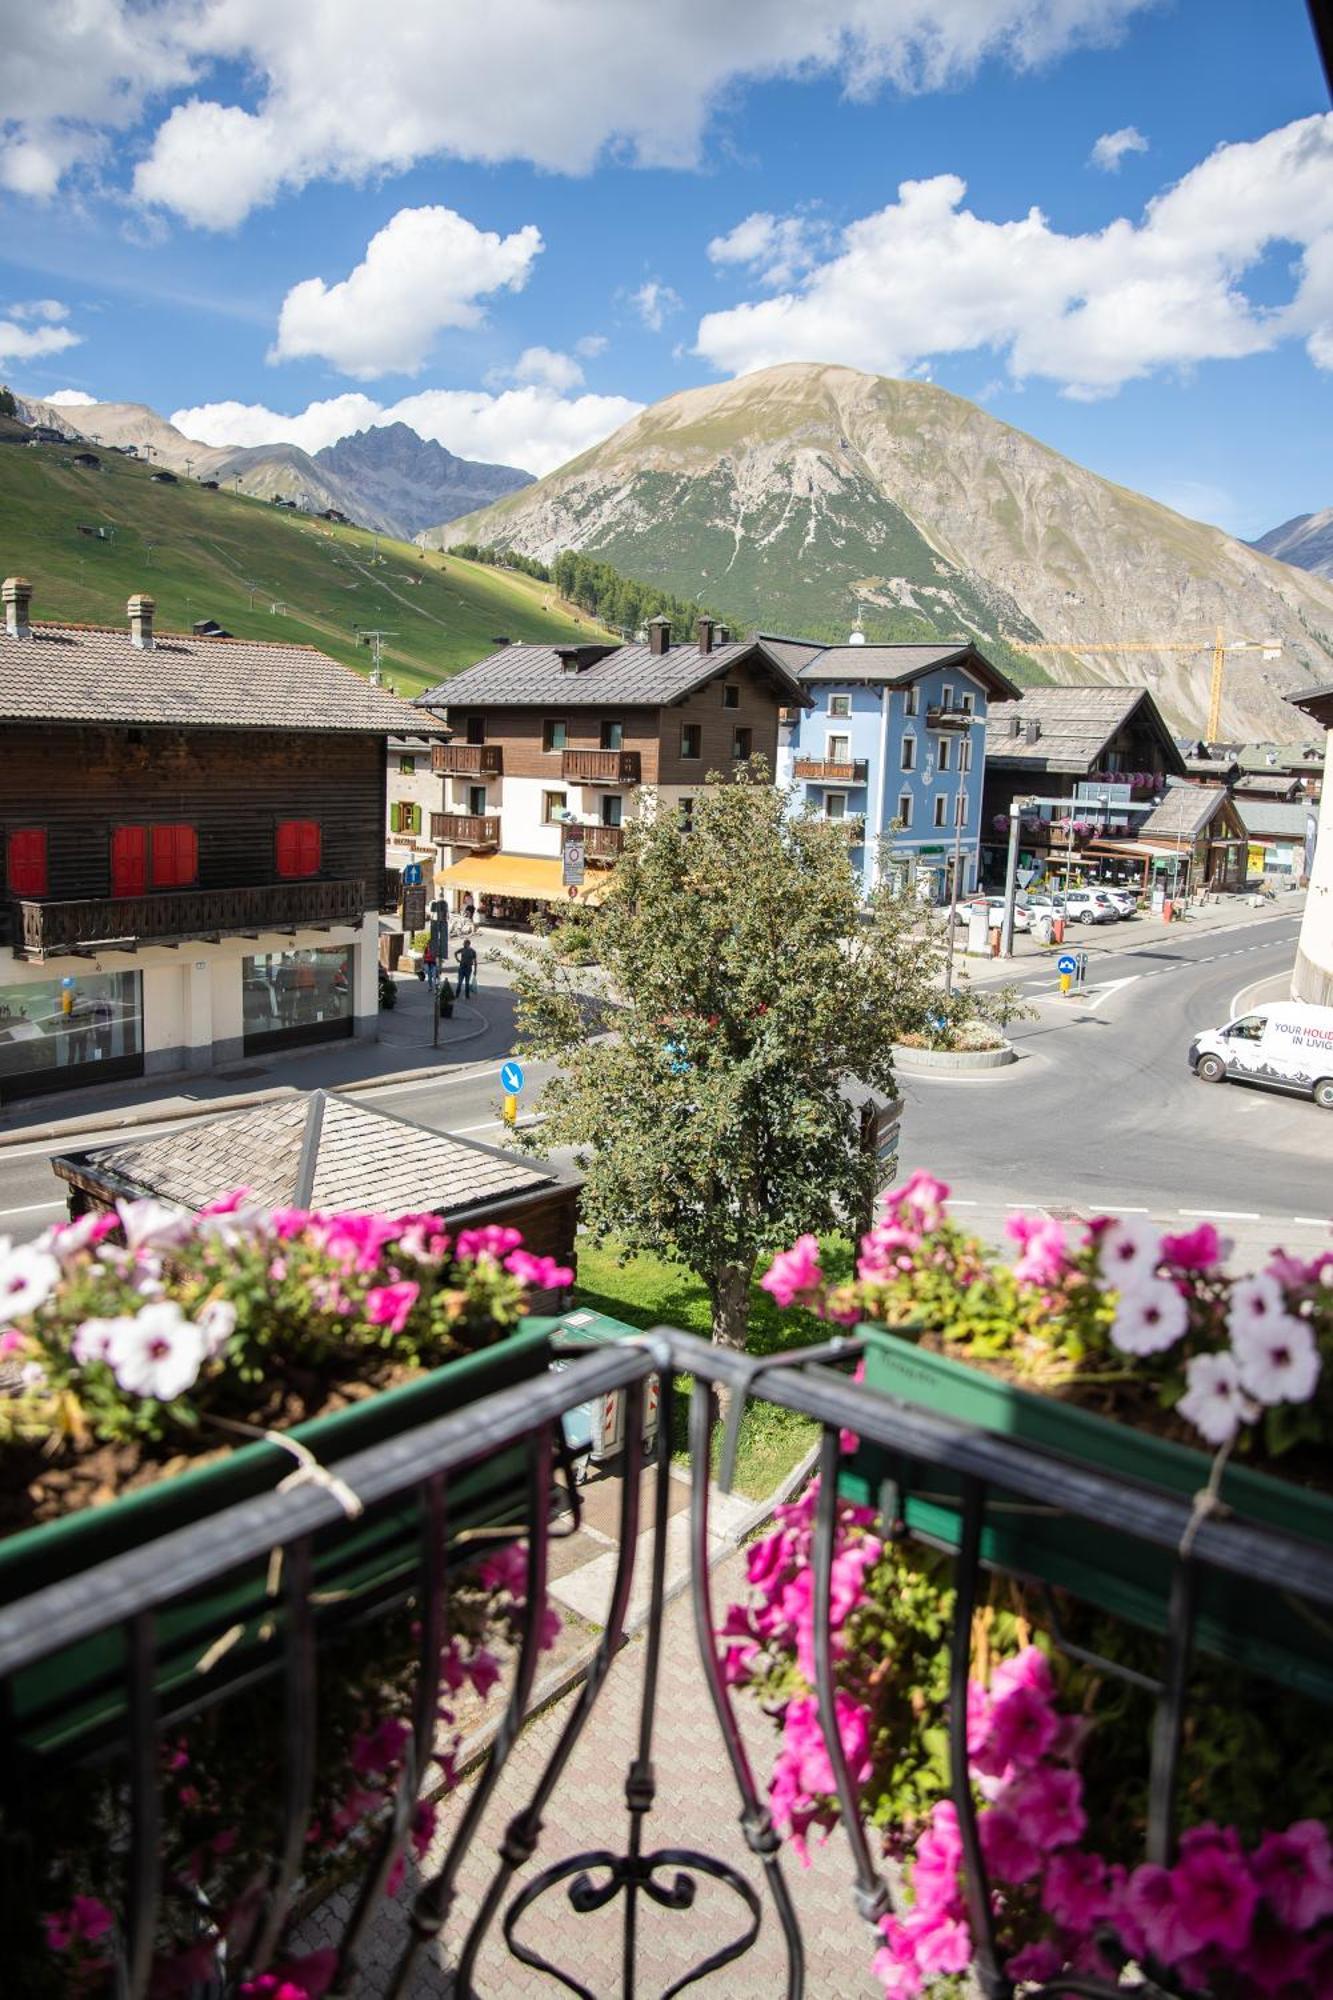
[839,1325,1333,1701]
[2,1321,554,1759]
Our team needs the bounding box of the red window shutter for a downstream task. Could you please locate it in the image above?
[151,823,197,889]
[276,820,320,877]
[298,821,321,875]
[6,828,48,897]
[111,825,148,897]
[276,821,297,877]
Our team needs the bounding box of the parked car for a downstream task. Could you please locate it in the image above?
[1063,888,1119,925]
[981,896,1032,931]
[1100,887,1140,918]
[1023,891,1066,915]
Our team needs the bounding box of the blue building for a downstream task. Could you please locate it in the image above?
[769,636,1019,901]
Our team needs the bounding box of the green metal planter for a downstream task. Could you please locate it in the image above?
[1,1322,556,1757]
[840,1326,1333,1701]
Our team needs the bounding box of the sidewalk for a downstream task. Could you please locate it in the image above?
[0,969,517,1149]
[958,888,1305,985]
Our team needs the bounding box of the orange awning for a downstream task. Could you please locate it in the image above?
[434,852,610,906]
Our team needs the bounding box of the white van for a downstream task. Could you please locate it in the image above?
[1189,1003,1333,1109]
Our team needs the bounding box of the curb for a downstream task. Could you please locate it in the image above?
[893,1041,1015,1072]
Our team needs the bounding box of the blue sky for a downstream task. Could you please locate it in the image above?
[0,0,1329,537]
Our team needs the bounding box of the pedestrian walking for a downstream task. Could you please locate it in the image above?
[421,943,439,988]
[455,939,478,998]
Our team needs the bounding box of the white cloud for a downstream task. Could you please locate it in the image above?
[46,387,98,406]
[0,315,80,367]
[170,385,642,476]
[0,0,1151,224]
[10,299,70,323]
[1090,124,1148,171]
[695,115,1333,397]
[630,280,682,332]
[707,211,823,287]
[510,345,585,391]
[270,206,543,379]
[575,333,608,359]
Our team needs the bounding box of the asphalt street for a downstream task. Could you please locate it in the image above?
[0,913,1326,1269]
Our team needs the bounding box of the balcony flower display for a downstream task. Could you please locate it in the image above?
[0,1199,570,1530]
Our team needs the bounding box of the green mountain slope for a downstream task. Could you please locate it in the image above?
[433,362,1333,737]
[0,440,608,697]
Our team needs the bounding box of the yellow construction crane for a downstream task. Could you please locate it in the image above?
[1011,626,1281,742]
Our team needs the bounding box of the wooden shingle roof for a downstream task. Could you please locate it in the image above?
[58,1091,564,1217]
[416,635,807,711]
[0,622,434,734]
[984,685,1186,776]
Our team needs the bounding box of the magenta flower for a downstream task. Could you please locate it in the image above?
[977,1682,1058,1776]
[761,1234,825,1308]
[890,1169,950,1233]
[979,1806,1042,1884]
[989,1646,1054,1704]
[477,1544,528,1595]
[1168,1837,1258,1953]
[857,1221,921,1282]
[456,1223,523,1262]
[364,1280,420,1335]
[1042,1848,1111,1932]
[411,1798,439,1861]
[1252,1820,1333,1931]
[43,1894,114,1952]
[1160,1221,1224,1270]
[1001,1764,1087,1849]
[900,1905,973,1975]
[466,1646,503,1700]
[782,1690,873,1797]
[1005,1940,1063,1983]
[503,1248,574,1290]
[1005,1213,1070,1288]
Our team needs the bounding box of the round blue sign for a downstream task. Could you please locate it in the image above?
[500,1061,525,1095]
[1056,954,1077,975]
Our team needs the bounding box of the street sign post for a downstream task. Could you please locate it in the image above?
[402,862,423,887]
[500,1060,524,1095]
[562,835,586,887]
[1056,954,1077,975]
[402,884,426,933]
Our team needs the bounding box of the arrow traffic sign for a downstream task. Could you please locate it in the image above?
[500,1061,525,1095]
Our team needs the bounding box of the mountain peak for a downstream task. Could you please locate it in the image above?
[314,424,532,537]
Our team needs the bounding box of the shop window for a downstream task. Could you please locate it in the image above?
[722,685,740,709]
[681,724,701,759]
[600,718,624,750]
[543,790,568,824]
[151,824,198,890]
[276,819,322,878]
[543,718,568,752]
[0,968,144,1098]
[733,727,753,760]
[243,946,353,1056]
[110,824,148,897]
[6,827,48,897]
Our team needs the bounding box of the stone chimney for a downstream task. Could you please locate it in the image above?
[3,576,32,640]
[647,614,671,657]
[128,592,156,652]
[1024,718,1041,745]
[696,616,715,656]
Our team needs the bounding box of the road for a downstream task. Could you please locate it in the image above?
[1,913,1327,1269]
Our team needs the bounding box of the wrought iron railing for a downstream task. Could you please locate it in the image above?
[2,1329,1330,1997]
[10,878,368,958]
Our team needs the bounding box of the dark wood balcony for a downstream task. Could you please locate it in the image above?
[793,756,868,784]
[9,878,367,960]
[561,748,641,786]
[432,743,502,776]
[926,706,974,732]
[431,812,501,849]
[582,823,625,862]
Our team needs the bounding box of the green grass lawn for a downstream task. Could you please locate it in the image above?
[0,442,610,696]
[574,1237,856,1498]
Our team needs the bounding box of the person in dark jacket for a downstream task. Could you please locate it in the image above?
[455,939,478,998]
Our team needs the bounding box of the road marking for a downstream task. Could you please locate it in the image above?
[949,1198,978,1206]
[1179,1207,1261,1220]
[0,1199,65,1219]
[1080,974,1140,1010]
[1099,1204,1150,1214]
[1290,1217,1333,1229]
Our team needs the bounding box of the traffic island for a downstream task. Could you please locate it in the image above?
[891,1037,1016,1073]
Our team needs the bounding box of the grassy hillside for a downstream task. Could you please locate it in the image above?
[0,441,609,696]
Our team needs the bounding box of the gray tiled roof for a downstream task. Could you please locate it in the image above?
[984,685,1185,775]
[788,641,1012,692]
[1235,799,1316,838]
[1235,741,1326,772]
[1139,783,1230,840]
[416,636,806,711]
[1234,773,1302,798]
[1289,683,1333,725]
[0,622,434,734]
[65,1091,557,1216]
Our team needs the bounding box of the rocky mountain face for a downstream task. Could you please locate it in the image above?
[1251,509,1333,580]
[13,400,531,542]
[430,363,1333,740]
[314,423,531,539]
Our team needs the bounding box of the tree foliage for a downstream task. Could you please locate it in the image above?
[0,385,16,419]
[506,767,950,1351]
[450,541,723,641]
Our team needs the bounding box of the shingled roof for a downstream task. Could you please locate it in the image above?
[0,621,434,734]
[766,635,1019,700]
[55,1091,567,1217]
[1235,798,1316,839]
[984,685,1186,776]
[1138,783,1232,842]
[415,634,807,711]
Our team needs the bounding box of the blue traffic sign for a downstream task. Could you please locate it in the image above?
[1056,954,1077,975]
[500,1061,525,1095]
[402,862,423,886]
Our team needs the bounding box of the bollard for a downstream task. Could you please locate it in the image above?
[503,1093,518,1126]
[1059,972,1072,996]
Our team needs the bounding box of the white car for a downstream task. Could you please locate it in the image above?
[1063,888,1119,925]
[1100,887,1139,918]
[982,896,1031,931]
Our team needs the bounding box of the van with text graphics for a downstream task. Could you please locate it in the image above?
[1188,1002,1333,1110]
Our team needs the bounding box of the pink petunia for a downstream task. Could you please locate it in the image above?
[974,1682,1058,1777]
[364,1281,420,1335]
[455,1224,523,1262]
[466,1647,503,1700]
[1042,1849,1111,1932]
[503,1248,574,1291]
[1001,1764,1087,1849]
[900,1905,973,1976]
[761,1234,825,1308]
[1005,1940,1064,1984]
[1252,1820,1333,1932]
[890,1169,950,1232]
[1169,1838,1258,1954]
[979,1806,1042,1885]
[1006,1213,1070,1288]
[477,1543,528,1595]
[1160,1221,1225,1271]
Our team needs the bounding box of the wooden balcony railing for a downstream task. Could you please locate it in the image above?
[562,748,641,786]
[432,743,503,776]
[9,879,367,960]
[793,757,868,784]
[431,813,501,848]
[582,824,625,862]
[926,706,974,732]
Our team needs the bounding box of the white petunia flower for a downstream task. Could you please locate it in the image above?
[0,1240,61,1320]
[1177,1351,1258,1447]
[1227,1271,1290,1342]
[196,1298,237,1358]
[1231,1315,1321,1407]
[116,1197,191,1254]
[71,1315,136,1367]
[108,1302,206,1402]
[1109,1277,1189,1356]
[1096,1215,1163,1293]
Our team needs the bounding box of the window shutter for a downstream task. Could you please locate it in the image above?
[276,820,320,877]
[6,828,48,897]
[151,823,197,888]
[389,802,402,835]
[409,803,422,835]
[298,821,321,874]
[111,825,148,897]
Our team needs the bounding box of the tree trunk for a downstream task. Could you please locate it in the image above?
[710,1256,756,1352]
